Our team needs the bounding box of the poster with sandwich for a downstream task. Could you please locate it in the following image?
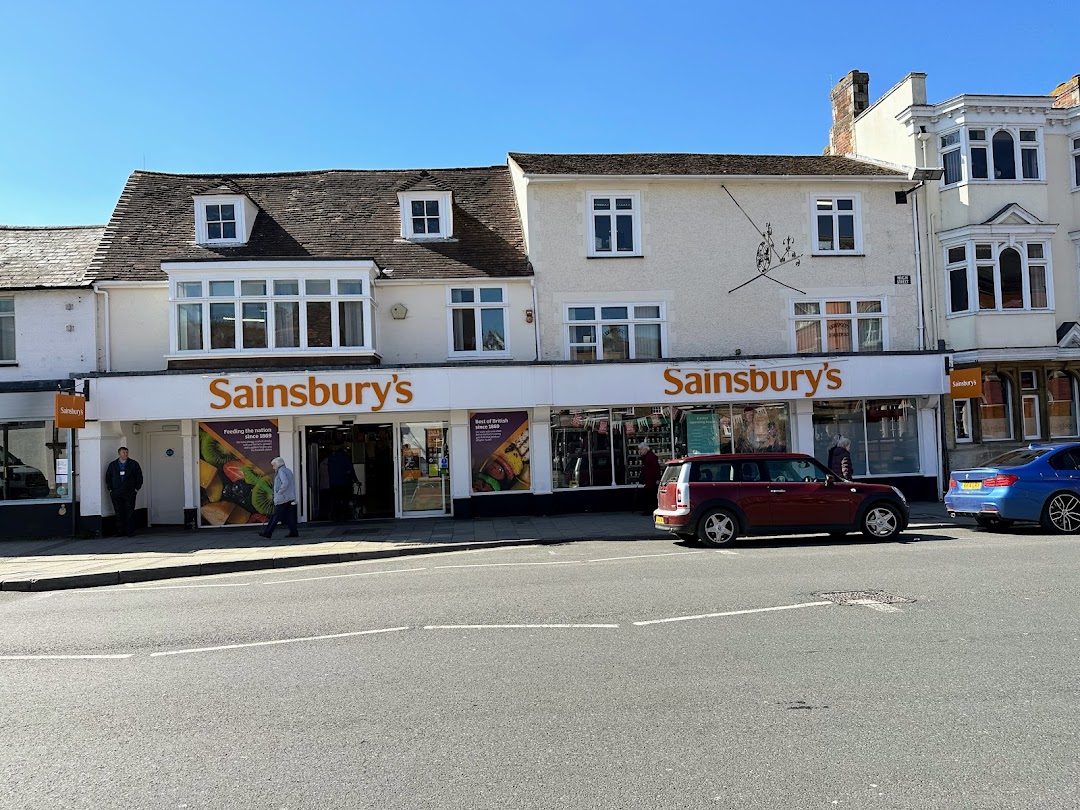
[470,411,530,493]
[197,420,280,527]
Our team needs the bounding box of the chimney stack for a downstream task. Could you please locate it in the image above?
[1051,75,1080,109]
[828,70,870,156]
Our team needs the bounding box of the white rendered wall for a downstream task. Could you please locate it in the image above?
[0,289,97,381]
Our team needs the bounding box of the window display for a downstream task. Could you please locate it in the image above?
[0,421,71,502]
[813,398,920,476]
[673,404,788,458]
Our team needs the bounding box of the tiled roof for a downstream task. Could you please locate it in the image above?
[88,167,530,282]
[0,226,106,290]
[509,152,906,177]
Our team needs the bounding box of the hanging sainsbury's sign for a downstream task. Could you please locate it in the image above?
[208,374,413,412]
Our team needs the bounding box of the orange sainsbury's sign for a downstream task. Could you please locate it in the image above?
[54,393,86,428]
[209,374,413,412]
[663,363,843,398]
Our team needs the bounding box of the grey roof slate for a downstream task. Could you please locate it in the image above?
[509,152,906,177]
[89,167,530,282]
[0,226,106,290]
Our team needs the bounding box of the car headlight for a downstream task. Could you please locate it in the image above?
[891,486,907,504]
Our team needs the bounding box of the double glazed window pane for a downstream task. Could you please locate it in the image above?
[634,324,662,359]
[992,132,1016,179]
[339,301,364,347]
[1029,266,1047,308]
[978,266,996,309]
[1021,148,1039,179]
[306,301,332,348]
[857,319,882,351]
[177,281,202,298]
[942,149,961,185]
[826,320,852,352]
[274,302,299,348]
[242,302,267,349]
[592,197,634,253]
[816,215,834,251]
[453,309,476,352]
[795,320,821,353]
[480,309,505,351]
[999,249,1023,309]
[209,303,235,349]
[569,325,596,361]
[602,325,630,360]
[949,268,969,313]
[177,304,202,351]
[971,147,988,179]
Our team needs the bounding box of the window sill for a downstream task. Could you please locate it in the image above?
[945,309,1054,319]
[196,239,248,248]
[810,252,864,258]
[0,362,17,367]
[397,236,458,244]
[586,254,644,260]
[447,352,512,361]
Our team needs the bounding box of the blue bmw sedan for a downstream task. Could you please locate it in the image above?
[945,443,1080,532]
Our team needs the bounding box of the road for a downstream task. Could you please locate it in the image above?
[2,522,1079,810]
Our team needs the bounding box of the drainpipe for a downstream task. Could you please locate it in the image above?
[530,277,540,361]
[912,193,925,351]
[92,284,111,372]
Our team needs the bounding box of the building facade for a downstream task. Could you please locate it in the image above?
[835,70,1080,469]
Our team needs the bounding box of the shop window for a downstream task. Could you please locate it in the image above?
[565,304,665,361]
[170,273,373,356]
[0,297,15,363]
[448,286,507,356]
[673,404,789,458]
[1022,393,1041,440]
[980,374,1013,441]
[954,399,973,444]
[1048,371,1079,438]
[551,407,677,489]
[793,299,884,353]
[0,421,71,503]
[813,398,920,476]
[587,192,641,257]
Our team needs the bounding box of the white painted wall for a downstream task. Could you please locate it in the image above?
[0,289,97,381]
[103,286,171,372]
[515,177,919,361]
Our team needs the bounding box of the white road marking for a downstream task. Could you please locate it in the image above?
[586,551,706,563]
[715,550,738,555]
[633,601,834,626]
[149,626,410,657]
[432,560,581,569]
[261,567,426,585]
[850,599,903,613]
[0,654,134,660]
[118,583,251,591]
[424,624,619,630]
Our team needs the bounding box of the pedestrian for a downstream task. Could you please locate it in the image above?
[828,436,854,480]
[104,446,143,537]
[327,446,360,521]
[636,441,661,515]
[259,456,298,538]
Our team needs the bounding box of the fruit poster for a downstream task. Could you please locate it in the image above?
[470,411,530,493]
[198,420,280,527]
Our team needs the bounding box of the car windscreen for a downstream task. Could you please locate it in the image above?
[659,464,683,485]
[983,448,1051,468]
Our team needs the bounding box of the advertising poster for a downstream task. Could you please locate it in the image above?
[470,411,531,493]
[198,420,279,527]
[685,411,720,455]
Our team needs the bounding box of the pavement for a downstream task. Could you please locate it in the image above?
[0,501,954,592]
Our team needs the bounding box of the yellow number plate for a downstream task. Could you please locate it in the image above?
[960,481,982,490]
[654,516,664,525]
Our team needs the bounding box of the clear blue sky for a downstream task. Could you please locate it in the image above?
[2,0,1075,225]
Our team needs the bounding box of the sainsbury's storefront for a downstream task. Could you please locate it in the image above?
[74,352,948,534]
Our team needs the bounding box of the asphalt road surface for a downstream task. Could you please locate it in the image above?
[2,521,1079,810]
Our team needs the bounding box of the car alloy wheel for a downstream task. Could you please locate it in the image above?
[861,504,901,540]
[697,509,737,548]
[1043,492,1080,533]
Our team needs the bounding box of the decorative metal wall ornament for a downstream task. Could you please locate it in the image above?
[721,184,804,295]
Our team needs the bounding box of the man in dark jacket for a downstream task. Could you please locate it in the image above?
[327,447,360,521]
[105,446,143,536]
[637,441,662,515]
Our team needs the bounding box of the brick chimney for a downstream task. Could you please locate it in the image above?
[1051,74,1080,109]
[828,70,870,156]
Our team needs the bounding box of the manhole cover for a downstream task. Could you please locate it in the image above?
[813,590,915,606]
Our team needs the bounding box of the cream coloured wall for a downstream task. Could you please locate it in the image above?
[851,73,924,168]
[519,177,919,361]
[944,311,1058,353]
[104,286,171,372]
[0,289,97,381]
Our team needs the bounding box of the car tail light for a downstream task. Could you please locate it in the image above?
[676,483,688,509]
[982,474,1019,487]
[948,478,957,489]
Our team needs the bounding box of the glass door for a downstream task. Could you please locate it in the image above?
[398,422,450,516]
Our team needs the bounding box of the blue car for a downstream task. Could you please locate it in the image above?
[945,443,1080,532]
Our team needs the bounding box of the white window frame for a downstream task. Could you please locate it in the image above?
[445,285,509,358]
[586,191,642,258]
[1072,136,1080,190]
[1021,392,1041,440]
[563,302,666,361]
[0,297,14,364]
[167,268,375,357]
[940,129,963,187]
[790,297,887,354]
[195,196,248,246]
[400,191,453,240]
[953,398,973,444]
[940,127,1044,187]
[1047,370,1080,439]
[941,239,1053,316]
[810,193,863,256]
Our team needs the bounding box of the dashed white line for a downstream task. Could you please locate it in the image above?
[118,583,251,591]
[850,599,903,613]
[261,567,426,585]
[424,624,619,630]
[148,626,410,657]
[432,560,581,569]
[586,551,707,563]
[0,654,134,660]
[633,601,834,626]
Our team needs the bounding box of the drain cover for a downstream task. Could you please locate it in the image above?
[813,590,914,606]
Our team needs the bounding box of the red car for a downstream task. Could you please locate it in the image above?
[653,453,909,547]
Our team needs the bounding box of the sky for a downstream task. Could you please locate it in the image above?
[1,0,1075,225]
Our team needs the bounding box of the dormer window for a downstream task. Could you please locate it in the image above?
[194,195,256,245]
[399,191,453,240]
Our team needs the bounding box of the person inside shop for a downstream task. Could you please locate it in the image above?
[105,446,143,537]
[828,436,854,480]
[327,446,360,521]
[636,441,661,515]
[259,456,298,539]
[762,422,787,452]
[735,406,759,453]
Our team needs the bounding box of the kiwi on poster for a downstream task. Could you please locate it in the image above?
[197,420,279,527]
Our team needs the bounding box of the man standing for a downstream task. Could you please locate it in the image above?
[104,446,143,537]
[260,456,298,539]
[327,446,360,521]
[637,441,661,515]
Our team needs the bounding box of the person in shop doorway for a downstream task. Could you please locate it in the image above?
[735,406,758,453]
[636,441,661,515]
[828,436,854,480]
[105,446,143,537]
[328,446,360,521]
[260,457,298,539]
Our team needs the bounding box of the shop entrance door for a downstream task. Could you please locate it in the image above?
[304,424,395,520]
[149,433,185,525]
[399,422,450,517]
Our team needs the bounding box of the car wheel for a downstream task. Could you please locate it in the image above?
[861,502,902,540]
[697,509,738,548]
[1040,492,1080,533]
[974,515,1014,531]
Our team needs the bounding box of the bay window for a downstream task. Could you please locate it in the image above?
[941,127,1042,186]
[943,239,1052,315]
